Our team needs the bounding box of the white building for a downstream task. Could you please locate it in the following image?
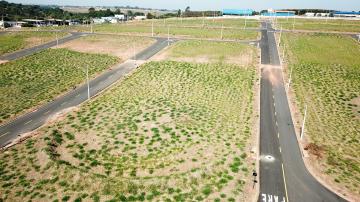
[134,16,146,20]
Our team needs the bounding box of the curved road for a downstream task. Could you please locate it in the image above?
[0,37,170,148]
[258,21,346,202]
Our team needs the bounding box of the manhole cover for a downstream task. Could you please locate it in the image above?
[261,155,275,162]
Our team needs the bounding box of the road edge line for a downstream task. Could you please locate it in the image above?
[281,163,289,202]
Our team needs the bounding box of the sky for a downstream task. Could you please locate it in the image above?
[7,0,360,11]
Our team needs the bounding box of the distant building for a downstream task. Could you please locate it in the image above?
[262,10,295,17]
[93,15,128,24]
[223,9,254,16]
[334,11,360,17]
[134,16,146,20]
[305,12,315,17]
[23,19,46,27]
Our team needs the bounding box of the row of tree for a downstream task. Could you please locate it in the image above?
[0,1,223,22]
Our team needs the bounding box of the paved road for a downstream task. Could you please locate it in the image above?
[0,37,170,148]
[0,32,85,61]
[259,21,346,202]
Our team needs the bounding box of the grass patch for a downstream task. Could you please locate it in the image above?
[0,48,119,123]
[155,40,257,65]
[0,31,67,55]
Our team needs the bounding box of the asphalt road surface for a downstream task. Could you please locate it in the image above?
[0,37,169,148]
[0,32,85,61]
[259,21,346,202]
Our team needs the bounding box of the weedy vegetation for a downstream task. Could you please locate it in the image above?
[283,33,360,195]
[0,48,119,124]
[0,58,257,201]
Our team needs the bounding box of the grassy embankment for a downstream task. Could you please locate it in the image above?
[0,41,258,201]
[283,33,360,195]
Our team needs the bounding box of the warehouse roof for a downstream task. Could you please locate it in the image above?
[223,9,254,15]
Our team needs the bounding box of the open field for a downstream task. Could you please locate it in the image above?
[55,35,155,60]
[128,18,260,28]
[0,31,67,55]
[90,24,259,40]
[283,33,360,196]
[0,49,119,124]
[24,18,260,40]
[0,59,257,201]
[278,18,360,32]
[153,40,257,65]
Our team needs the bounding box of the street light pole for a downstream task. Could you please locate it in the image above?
[300,105,307,140]
[278,26,282,47]
[292,15,295,31]
[287,65,293,93]
[56,32,58,47]
[244,14,247,29]
[220,24,224,40]
[151,21,154,37]
[86,66,90,100]
[167,26,170,46]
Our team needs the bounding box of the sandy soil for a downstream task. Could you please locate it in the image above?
[0,60,8,64]
[55,35,155,61]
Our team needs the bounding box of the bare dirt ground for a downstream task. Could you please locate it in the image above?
[0,60,8,64]
[55,35,155,61]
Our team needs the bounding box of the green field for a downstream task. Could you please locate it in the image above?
[0,31,67,55]
[0,59,257,201]
[0,49,119,124]
[278,18,360,32]
[283,33,360,194]
[155,40,257,65]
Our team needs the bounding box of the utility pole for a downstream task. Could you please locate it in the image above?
[86,66,90,100]
[300,105,307,140]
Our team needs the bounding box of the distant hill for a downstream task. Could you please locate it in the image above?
[0,0,66,20]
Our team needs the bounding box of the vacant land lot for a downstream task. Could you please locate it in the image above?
[56,35,155,60]
[283,33,360,196]
[0,31,67,55]
[91,23,259,40]
[128,18,260,28]
[0,58,257,201]
[0,49,119,124]
[278,18,360,32]
[153,40,257,65]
